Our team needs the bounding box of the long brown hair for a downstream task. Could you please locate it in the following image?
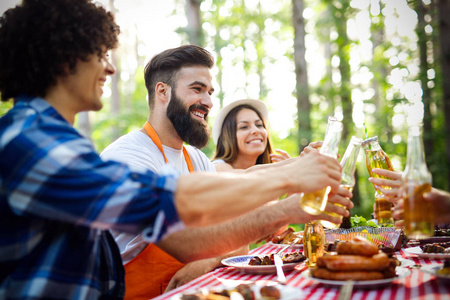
[212,104,274,165]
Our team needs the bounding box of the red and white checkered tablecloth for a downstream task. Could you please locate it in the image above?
[153,241,450,300]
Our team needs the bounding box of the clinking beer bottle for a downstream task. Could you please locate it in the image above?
[320,136,362,229]
[362,136,394,225]
[362,136,394,184]
[299,119,343,215]
[402,125,434,239]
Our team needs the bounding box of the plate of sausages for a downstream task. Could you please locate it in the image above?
[301,267,411,289]
[303,236,411,288]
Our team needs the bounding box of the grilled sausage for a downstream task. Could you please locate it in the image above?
[311,268,384,281]
[336,236,379,257]
[317,252,390,271]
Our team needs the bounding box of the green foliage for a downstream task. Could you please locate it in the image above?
[350,215,378,228]
[3,0,447,222]
[0,100,13,116]
[91,67,148,153]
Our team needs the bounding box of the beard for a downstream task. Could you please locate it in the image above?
[166,89,211,149]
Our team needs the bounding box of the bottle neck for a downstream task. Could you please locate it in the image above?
[403,126,431,183]
[405,134,426,171]
[340,142,360,186]
[320,122,342,158]
[368,140,381,151]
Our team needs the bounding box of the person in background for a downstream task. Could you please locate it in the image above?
[100,45,353,298]
[0,1,346,298]
[211,99,290,171]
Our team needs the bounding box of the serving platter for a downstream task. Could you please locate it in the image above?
[169,283,302,300]
[415,236,450,244]
[404,246,450,259]
[221,255,304,275]
[299,267,411,289]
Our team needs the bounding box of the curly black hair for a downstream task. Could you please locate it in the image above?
[0,0,120,101]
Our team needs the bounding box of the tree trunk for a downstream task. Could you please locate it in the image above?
[110,0,120,140]
[332,1,352,142]
[437,0,450,189]
[185,0,202,46]
[292,0,311,154]
[370,1,392,141]
[416,0,433,163]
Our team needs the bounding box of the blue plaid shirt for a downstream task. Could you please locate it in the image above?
[0,97,183,299]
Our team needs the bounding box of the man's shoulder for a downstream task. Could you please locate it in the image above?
[1,98,79,146]
[102,131,154,155]
[185,145,215,172]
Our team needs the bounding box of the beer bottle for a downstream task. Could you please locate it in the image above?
[303,221,326,268]
[362,136,395,225]
[320,136,362,229]
[402,125,434,239]
[299,119,343,215]
[362,136,394,184]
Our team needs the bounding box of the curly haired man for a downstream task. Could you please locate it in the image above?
[0,1,346,298]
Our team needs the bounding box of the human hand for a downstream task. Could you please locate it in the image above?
[392,199,404,228]
[424,188,450,224]
[270,149,291,163]
[316,186,354,224]
[164,247,249,293]
[368,169,403,202]
[281,189,351,225]
[327,185,354,210]
[300,141,322,157]
[291,151,342,194]
[164,261,212,293]
[393,187,450,228]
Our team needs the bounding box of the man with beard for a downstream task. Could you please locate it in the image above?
[100,45,353,299]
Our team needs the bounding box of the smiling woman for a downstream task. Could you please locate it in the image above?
[211,99,290,171]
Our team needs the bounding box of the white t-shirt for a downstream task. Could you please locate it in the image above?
[101,130,216,263]
[211,159,226,165]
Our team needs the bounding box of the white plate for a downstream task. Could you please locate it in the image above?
[299,267,411,289]
[416,236,450,244]
[404,246,450,259]
[170,283,302,300]
[268,241,303,249]
[420,264,450,281]
[221,255,304,275]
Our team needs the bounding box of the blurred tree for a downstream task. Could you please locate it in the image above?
[329,0,353,142]
[415,0,433,163]
[292,0,311,154]
[437,0,450,189]
[186,0,203,45]
[109,0,121,141]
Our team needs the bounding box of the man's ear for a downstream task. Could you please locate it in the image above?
[155,82,170,103]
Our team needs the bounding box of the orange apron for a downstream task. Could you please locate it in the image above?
[124,121,194,299]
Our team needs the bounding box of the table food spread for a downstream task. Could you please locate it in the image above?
[155,231,450,300]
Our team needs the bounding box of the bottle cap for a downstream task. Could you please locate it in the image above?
[361,136,378,147]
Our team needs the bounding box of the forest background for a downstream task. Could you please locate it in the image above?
[1,0,449,221]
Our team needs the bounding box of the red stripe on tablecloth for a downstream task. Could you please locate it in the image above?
[391,279,401,300]
[416,271,426,296]
[428,273,441,300]
[155,241,450,300]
